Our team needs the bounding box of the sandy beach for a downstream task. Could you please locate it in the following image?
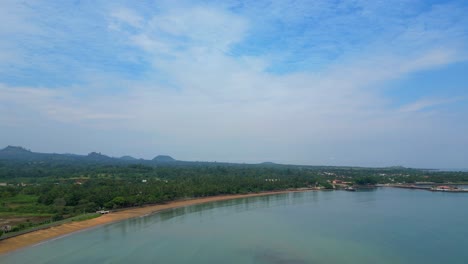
[0,189,312,255]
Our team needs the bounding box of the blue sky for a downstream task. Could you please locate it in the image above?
[0,0,467,168]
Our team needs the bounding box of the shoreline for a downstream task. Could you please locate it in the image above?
[0,189,314,255]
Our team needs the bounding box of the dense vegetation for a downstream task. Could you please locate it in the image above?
[1,149,467,236]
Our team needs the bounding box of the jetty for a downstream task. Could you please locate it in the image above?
[382,184,468,193]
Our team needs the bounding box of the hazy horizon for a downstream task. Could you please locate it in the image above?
[1,1,467,168]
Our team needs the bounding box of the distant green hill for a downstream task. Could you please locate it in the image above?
[0,146,43,161]
[86,152,114,162]
[120,155,137,161]
[1,146,31,153]
[152,155,176,162]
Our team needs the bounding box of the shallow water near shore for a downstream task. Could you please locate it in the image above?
[1,188,468,264]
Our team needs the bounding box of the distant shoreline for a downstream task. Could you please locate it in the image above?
[0,188,315,255]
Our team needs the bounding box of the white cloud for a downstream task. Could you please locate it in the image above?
[1,1,467,167]
[111,5,248,56]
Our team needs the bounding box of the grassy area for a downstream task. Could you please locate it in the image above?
[0,193,100,237]
[1,194,38,204]
[0,194,54,230]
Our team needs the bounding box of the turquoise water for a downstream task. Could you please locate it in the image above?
[1,188,468,264]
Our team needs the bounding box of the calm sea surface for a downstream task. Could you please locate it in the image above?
[2,188,468,264]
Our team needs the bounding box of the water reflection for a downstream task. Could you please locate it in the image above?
[119,192,319,230]
[105,191,358,242]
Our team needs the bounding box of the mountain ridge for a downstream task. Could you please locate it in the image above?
[1,146,32,153]
[0,146,415,170]
[0,145,276,167]
[0,146,176,165]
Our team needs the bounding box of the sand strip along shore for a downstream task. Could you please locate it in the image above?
[0,189,314,255]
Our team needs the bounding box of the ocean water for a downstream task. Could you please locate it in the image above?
[1,188,468,264]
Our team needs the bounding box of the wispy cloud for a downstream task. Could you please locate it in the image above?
[110,8,144,29]
[399,97,463,112]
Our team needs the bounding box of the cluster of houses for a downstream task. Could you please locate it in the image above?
[331,179,352,185]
